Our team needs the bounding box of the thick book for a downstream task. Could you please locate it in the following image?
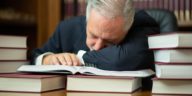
[0,35,27,48]
[0,60,29,73]
[148,32,192,49]
[0,89,65,96]
[152,78,192,95]
[18,65,155,77]
[67,75,141,93]
[155,62,192,79]
[154,49,192,63]
[0,73,65,92]
[0,48,27,60]
[67,91,141,96]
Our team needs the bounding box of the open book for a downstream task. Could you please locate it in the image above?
[18,65,155,77]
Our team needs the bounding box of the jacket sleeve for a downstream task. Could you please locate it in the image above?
[30,22,63,64]
[83,27,159,71]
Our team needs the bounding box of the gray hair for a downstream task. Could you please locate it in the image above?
[86,0,135,32]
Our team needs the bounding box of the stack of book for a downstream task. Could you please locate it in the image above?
[17,65,155,96]
[0,73,66,96]
[148,32,192,95]
[0,35,29,73]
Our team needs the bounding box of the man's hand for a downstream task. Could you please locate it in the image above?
[42,53,81,66]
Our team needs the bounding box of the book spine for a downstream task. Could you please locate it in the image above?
[158,0,164,9]
[142,0,148,9]
[169,0,174,11]
[174,0,179,20]
[185,0,191,22]
[179,0,185,22]
[77,0,86,16]
[64,0,75,19]
[133,0,140,9]
[163,0,169,10]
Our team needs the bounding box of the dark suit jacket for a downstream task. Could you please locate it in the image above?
[31,10,159,71]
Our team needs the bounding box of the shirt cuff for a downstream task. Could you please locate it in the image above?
[35,52,54,65]
[77,50,86,65]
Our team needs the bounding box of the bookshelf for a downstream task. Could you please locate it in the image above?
[132,0,192,29]
[0,0,191,57]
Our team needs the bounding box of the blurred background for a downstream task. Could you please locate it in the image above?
[0,0,191,57]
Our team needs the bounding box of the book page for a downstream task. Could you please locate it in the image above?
[18,65,80,74]
[79,67,155,77]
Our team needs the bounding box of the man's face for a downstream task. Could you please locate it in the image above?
[86,10,128,51]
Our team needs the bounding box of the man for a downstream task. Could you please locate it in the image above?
[32,0,159,70]
[32,0,159,90]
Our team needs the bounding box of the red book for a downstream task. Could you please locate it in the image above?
[0,73,66,92]
[64,0,75,19]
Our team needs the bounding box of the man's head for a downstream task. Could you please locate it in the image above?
[86,0,135,51]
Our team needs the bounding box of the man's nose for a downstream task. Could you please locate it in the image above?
[93,39,105,51]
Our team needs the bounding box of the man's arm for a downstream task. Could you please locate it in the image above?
[83,27,158,71]
[30,16,87,65]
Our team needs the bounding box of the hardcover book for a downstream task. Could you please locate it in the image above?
[0,73,65,92]
[67,75,141,93]
[154,49,192,63]
[0,48,27,60]
[0,60,29,73]
[152,78,192,95]
[0,35,27,48]
[155,62,192,79]
[148,32,192,49]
